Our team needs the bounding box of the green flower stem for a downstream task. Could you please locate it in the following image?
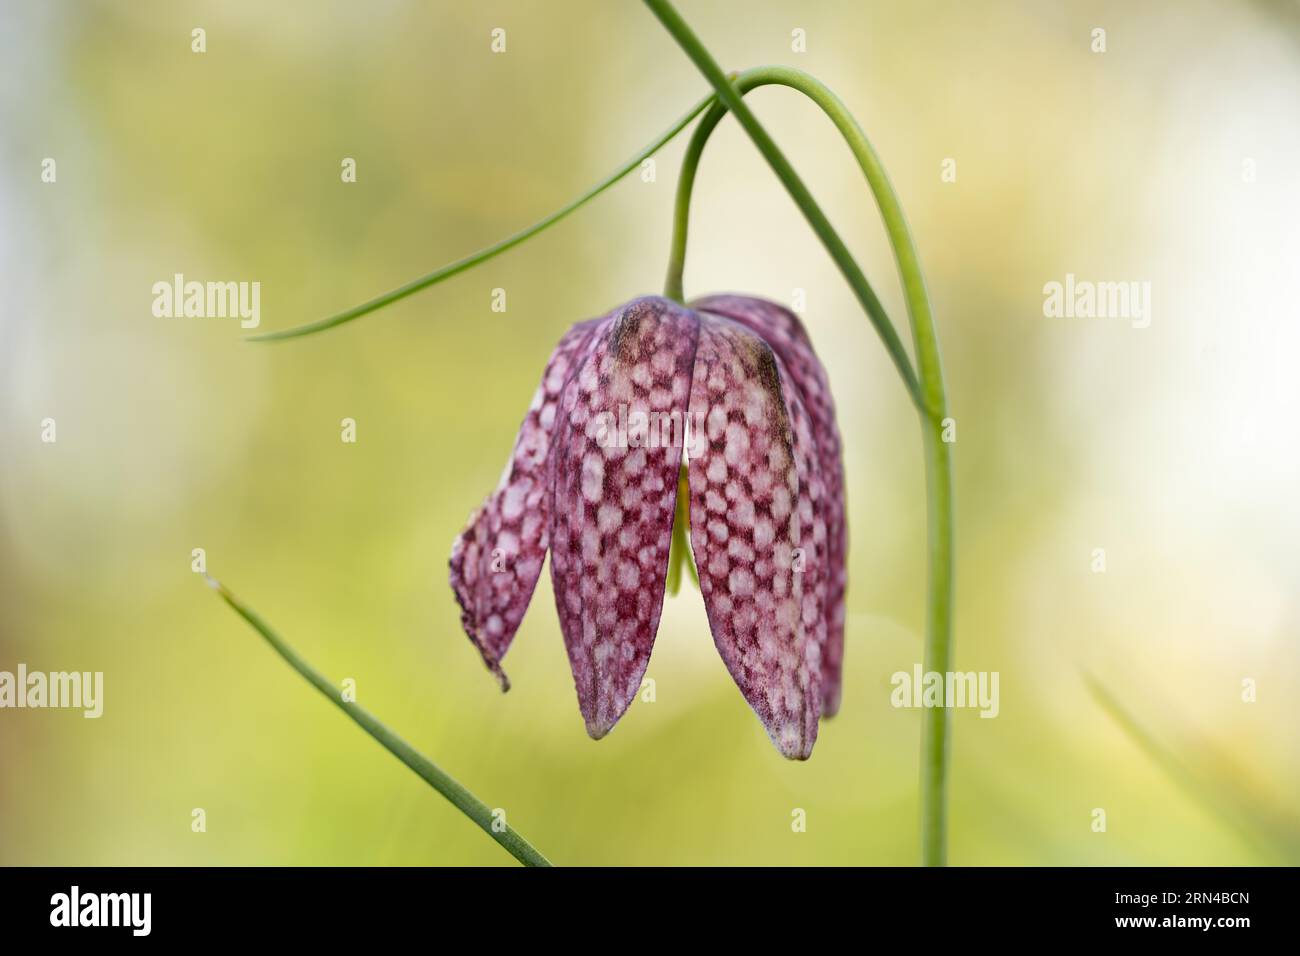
[644,6,922,413]
[208,576,553,867]
[644,3,955,866]
[249,91,719,343]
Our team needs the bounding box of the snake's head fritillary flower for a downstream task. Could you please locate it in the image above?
[449,294,846,759]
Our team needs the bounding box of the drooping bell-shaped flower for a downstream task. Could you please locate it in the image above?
[450,295,846,758]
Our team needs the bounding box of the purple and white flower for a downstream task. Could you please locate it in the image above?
[450,294,846,759]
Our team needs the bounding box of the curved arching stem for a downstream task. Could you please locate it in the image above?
[662,75,926,414]
[645,4,955,867]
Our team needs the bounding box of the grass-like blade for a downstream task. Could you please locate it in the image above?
[248,91,718,342]
[208,575,553,866]
[1087,673,1299,864]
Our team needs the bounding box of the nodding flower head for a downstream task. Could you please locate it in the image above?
[449,294,846,759]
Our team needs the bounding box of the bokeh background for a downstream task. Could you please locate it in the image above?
[2,0,1297,865]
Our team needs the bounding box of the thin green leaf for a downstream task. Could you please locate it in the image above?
[248,92,717,342]
[208,575,552,866]
[1087,673,1299,863]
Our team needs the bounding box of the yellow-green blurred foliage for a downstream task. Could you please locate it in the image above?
[2,0,1297,865]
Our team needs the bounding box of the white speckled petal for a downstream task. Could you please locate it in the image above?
[449,315,610,689]
[691,294,846,717]
[549,297,700,739]
[686,312,824,759]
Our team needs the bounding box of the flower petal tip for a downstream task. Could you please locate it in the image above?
[773,723,816,761]
[488,660,511,694]
[820,687,841,719]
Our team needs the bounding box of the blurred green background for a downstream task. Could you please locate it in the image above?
[2,0,1298,865]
